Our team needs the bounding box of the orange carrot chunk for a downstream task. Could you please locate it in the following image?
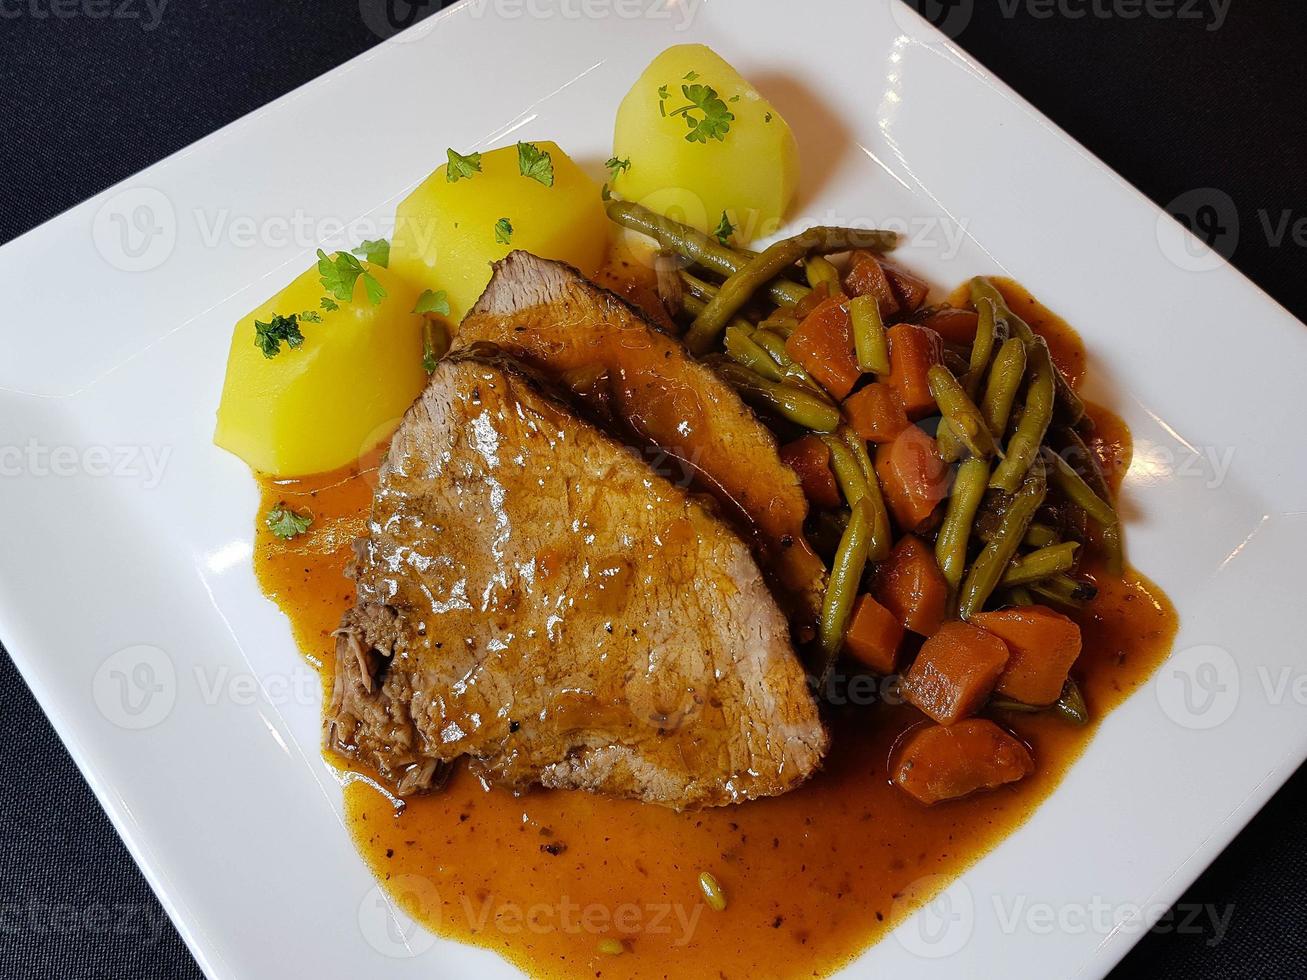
[842,250,900,318]
[901,621,1010,724]
[843,594,905,675]
[780,435,842,510]
[879,258,930,313]
[843,382,909,445]
[871,534,949,637]
[885,323,944,419]
[914,307,980,346]
[875,425,949,532]
[971,606,1083,706]
[893,719,1034,805]
[785,297,860,400]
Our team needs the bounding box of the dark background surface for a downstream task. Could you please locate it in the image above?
[2,1,1306,977]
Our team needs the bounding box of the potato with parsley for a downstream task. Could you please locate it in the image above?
[214,248,434,477]
[609,44,799,242]
[389,141,607,319]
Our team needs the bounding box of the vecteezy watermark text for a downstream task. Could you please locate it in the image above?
[0,0,170,31]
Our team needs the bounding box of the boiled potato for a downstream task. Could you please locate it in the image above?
[389,141,607,319]
[610,44,799,243]
[214,259,426,477]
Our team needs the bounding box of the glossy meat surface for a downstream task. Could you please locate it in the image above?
[457,251,826,621]
[325,350,827,809]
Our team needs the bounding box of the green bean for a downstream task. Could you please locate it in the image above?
[821,434,870,506]
[990,678,1088,724]
[712,360,841,432]
[962,296,1003,398]
[1044,448,1116,528]
[1005,586,1036,606]
[999,542,1080,586]
[750,329,827,394]
[958,459,1047,619]
[1029,573,1097,610]
[758,312,799,337]
[970,277,1085,424]
[679,269,721,304]
[981,337,1027,439]
[687,225,898,354]
[819,497,874,672]
[935,457,990,595]
[1023,522,1060,549]
[929,365,1000,460]
[837,427,893,562]
[724,325,785,381]
[989,341,1055,492]
[850,294,891,375]
[1054,427,1123,573]
[805,255,843,292]
[608,200,810,308]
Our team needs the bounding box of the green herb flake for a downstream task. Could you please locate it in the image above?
[764,111,773,123]
[494,217,514,245]
[253,313,305,359]
[446,147,483,183]
[516,141,555,187]
[604,156,631,181]
[351,238,390,268]
[683,70,699,81]
[713,211,736,247]
[413,289,451,316]
[601,183,612,202]
[265,504,312,540]
[317,249,386,306]
[320,296,339,312]
[298,310,323,323]
[666,83,734,144]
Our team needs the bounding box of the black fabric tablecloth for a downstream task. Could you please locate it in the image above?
[2,2,1305,977]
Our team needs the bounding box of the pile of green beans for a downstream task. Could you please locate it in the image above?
[606,202,1127,698]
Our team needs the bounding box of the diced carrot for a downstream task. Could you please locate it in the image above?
[791,281,841,321]
[843,594,904,675]
[785,297,860,400]
[914,307,980,346]
[871,534,949,636]
[901,621,1010,725]
[874,425,949,532]
[885,323,944,419]
[971,606,1083,706]
[779,435,842,510]
[893,719,1034,805]
[879,258,930,313]
[842,250,900,318]
[843,382,909,445]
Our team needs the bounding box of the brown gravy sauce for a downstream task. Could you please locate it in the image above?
[253,279,1176,979]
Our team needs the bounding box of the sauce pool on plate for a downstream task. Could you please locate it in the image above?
[252,279,1176,979]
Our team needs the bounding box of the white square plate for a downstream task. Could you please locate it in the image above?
[3,1,1306,977]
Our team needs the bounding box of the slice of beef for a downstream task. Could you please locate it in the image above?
[326,348,828,810]
[456,251,826,622]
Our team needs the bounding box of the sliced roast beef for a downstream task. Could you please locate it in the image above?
[326,347,827,810]
[456,251,826,621]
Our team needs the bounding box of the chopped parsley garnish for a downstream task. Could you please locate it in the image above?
[605,156,631,181]
[316,249,387,306]
[494,217,514,245]
[265,503,312,540]
[320,296,339,312]
[446,147,482,182]
[764,111,773,123]
[516,141,555,187]
[683,70,699,81]
[253,313,305,359]
[657,84,670,116]
[422,322,440,374]
[413,289,451,316]
[351,238,390,268]
[713,211,736,247]
[600,183,612,201]
[662,83,735,143]
[298,310,322,323]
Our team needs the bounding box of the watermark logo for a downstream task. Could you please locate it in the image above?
[358,0,442,41]
[1155,644,1239,729]
[358,876,441,958]
[891,875,975,959]
[890,0,976,41]
[0,0,170,30]
[92,186,176,272]
[92,645,176,730]
[1158,187,1239,272]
